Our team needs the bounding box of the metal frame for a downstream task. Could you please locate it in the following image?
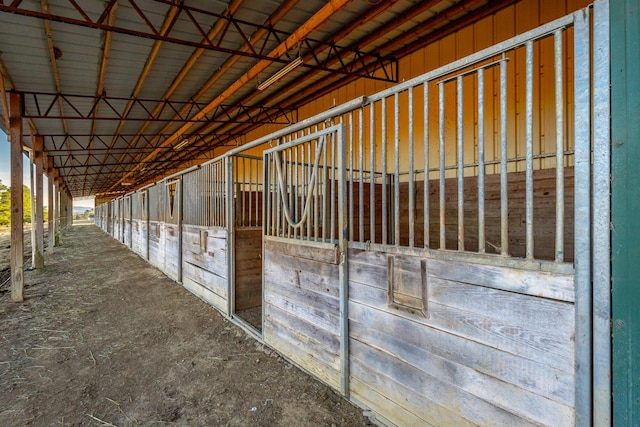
[0,1,398,83]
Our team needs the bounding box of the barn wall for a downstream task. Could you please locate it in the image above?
[348,248,575,426]
[181,225,229,313]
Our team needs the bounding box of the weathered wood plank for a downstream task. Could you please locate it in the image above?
[348,301,574,406]
[263,287,339,336]
[265,237,339,265]
[350,340,540,427]
[234,228,262,311]
[264,253,340,299]
[427,257,574,302]
[183,277,227,313]
[349,279,573,372]
[350,377,437,427]
[263,309,340,391]
[182,261,227,298]
[264,301,340,366]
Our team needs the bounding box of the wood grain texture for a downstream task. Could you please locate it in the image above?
[263,239,341,392]
[234,228,262,311]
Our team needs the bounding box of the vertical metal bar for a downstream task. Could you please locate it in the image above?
[369,102,376,243]
[500,59,509,256]
[314,139,319,241]
[382,98,388,245]
[409,87,415,248]
[359,107,364,243]
[525,40,535,259]
[294,147,299,239]
[331,133,337,241]
[554,29,565,262]
[592,2,610,425]
[477,68,486,253]
[266,155,271,236]
[349,112,354,242]
[249,158,253,227]
[456,76,465,251]
[288,148,293,237]
[256,159,260,227]
[438,82,446,249]
[424,83,430,248]
[394,93,400,246]
[242,157,246,227]
[323,136,328,242]
[226,157,234,317]
[573,8,592,425]
[336,124,349,398]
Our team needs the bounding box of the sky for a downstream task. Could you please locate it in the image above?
[0,130,94,209]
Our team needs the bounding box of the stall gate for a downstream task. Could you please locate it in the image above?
[131,190,148,259]
[262,125,348,392]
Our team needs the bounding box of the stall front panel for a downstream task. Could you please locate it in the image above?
[181,160,229,313]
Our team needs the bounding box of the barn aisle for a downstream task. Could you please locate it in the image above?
[0,222,368,426]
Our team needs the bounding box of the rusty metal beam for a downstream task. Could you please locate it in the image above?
[18,90,297,123]
[109,0,353,192]
[0,0,396,82]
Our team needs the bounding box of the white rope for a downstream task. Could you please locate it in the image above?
[273,135,326,229]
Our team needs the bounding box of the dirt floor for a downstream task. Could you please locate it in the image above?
[0,222,371,426]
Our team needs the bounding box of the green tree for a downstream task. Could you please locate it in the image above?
[0,180,9,226]
[23,185,32,223]
[0,181,34,225]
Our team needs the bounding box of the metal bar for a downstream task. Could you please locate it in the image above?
[370,102,376,243]
[408,87,415,248]
[477,69,485,253]
[323,136,328,242]
[314,139,319,241]
[554,29,565,262]
[265,154,272,236]
[525,40,534,259]
[242,157,246,227]
[382,98,388,246]
[331,133,336,242]
[336,124,349,397]
[456,76,464,251]
[294,147,299,238]
[438,82,446,249]
[591,2,610,425]
[249,158,253,227]
[394,93,400,246]
[358,107,364,243]
[424,83,429,248]
[349,112,354,242]
[499,59,509,256]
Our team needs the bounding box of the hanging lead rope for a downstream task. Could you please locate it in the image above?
[273,135,326,229]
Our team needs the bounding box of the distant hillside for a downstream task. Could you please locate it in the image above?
[73,206,93,214]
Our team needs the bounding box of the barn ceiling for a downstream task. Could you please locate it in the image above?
[0,0,513,199]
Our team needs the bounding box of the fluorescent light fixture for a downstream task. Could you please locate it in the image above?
[174,138,190,150]
[257,56,303,91]
[121,181,133,186]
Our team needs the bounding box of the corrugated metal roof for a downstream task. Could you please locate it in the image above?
[0,0,502,197]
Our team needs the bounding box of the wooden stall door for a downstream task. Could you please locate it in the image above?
[262,125,349,394]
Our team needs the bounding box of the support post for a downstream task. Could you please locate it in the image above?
[47,157,55,251]
[9,91,24,302]
[54,181,60,246]
[33,135,44,268]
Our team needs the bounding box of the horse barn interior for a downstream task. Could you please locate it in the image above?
[1,0,639,426]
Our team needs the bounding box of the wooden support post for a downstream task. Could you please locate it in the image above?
[47,157,55,251]
[54,181,60,246]
[9,91,24,302]
[68,194,73,228]
[33,135,44,268]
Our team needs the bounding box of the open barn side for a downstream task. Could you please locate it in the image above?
[94,2,609,425]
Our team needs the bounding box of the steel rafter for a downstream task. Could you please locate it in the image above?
[43,132,244,152]
[17,91,297,124]
[0,0,398,83]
